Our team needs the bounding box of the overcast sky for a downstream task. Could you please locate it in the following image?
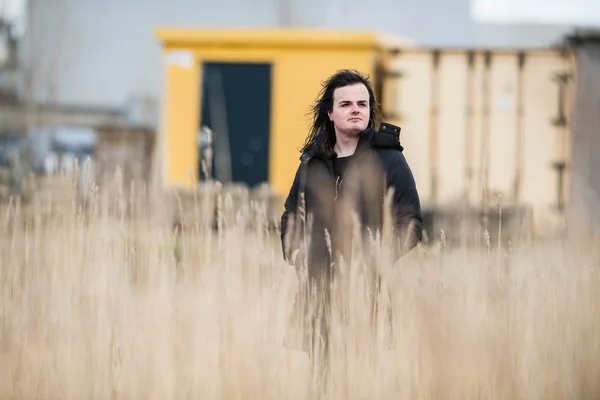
[0,0,24,19]
[0,0,25,36]
[471,0,600,25]
[2,0,599,29]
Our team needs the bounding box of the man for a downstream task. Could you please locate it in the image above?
[279,69,422,363]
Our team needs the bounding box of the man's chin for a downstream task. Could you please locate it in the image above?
[349,126,366,136]
[337,124,367,137]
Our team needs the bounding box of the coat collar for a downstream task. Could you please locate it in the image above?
[300,122,376,163]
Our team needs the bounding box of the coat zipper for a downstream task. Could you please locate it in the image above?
[334,176,342,201]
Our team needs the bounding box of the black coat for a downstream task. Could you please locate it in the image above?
[280,123,422,282]
[279,123,423,353]
[281,124,423,352]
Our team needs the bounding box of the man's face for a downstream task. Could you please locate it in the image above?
[328,83,370,136]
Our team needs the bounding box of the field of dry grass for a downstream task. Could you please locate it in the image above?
[1,172,599,399]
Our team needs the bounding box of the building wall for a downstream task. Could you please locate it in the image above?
[22,0,576,118]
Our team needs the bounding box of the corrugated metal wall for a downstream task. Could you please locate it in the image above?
[382,47,573,237]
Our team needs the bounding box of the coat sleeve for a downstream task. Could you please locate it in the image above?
[280,162,305,266]
[387,151,423,259]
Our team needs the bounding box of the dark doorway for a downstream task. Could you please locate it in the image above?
[199,62,272,187]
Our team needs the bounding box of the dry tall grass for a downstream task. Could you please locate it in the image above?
[1,171,599,399]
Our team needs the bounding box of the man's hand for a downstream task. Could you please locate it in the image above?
[291,249,301,265]
[288,247,306,276]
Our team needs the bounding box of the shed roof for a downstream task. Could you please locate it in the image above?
[155,28,415,51]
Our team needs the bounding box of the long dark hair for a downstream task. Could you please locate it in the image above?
[300,69,381,157]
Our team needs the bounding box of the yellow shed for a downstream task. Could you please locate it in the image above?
[154,28,410,198]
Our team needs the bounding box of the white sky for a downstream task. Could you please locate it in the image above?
[2,0,599,28]
[471,0,600,25]
[0,0,25,20]
[0,0,26,36]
